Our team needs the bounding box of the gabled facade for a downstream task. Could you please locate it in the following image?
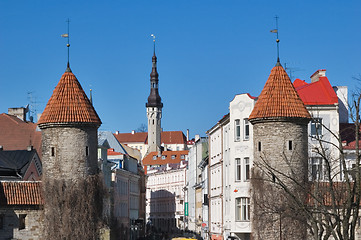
[0,148,42,181]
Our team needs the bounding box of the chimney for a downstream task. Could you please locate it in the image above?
[186,129,189,141]
[115,131,119,135]
[310,69,326,83]
[195,134,200,142]
[8,107,28,121]
[27,146,33,151]
[131,130,135,134]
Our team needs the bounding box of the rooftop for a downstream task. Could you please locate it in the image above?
[0,181,43,206]
[249,63,311,121]
[38,69,101,126]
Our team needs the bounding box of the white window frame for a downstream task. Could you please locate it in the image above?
[311,118,323,137]
[243,118,250,140]
[244,157,250,181]
[311,157,327,181]
[236,197,250,221]
[236,158,241,181]
[235,119,241,141]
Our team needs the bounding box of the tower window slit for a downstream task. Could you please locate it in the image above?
[51,147,55,156]
[289,140,292,150]
[86,146,89,156]
[258,142,261,151]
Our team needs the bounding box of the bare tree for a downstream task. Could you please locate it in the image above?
[136,123,148,133]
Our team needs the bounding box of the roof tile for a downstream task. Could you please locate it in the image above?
[38,71,101,125]
[0,181,43,205]
[249,64,311,121]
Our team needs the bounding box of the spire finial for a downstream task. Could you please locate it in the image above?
[62,18,71,72]
[151,34,156,55]
[270,15,280,65]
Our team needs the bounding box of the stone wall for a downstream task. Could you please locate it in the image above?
[41,126,98,181]
[251,120,309,240]
[0,208,43,240]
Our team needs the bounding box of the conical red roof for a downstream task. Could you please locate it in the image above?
[249,63,311,121]
[38,69,101,126]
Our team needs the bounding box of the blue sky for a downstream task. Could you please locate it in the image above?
[0,1,360,138]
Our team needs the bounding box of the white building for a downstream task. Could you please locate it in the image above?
[146,161,188,232]
[186,135,208,234]
[207,114,229,240]
[207,69,348,240]
[225,93,256,240]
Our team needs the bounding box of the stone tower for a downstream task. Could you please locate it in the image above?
[248,60,311,239]
[38,63,101,180]
[38,63,102,239]
[146,48,163,154]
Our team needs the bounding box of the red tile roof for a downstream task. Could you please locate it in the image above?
[142,150,189,166]
[0,181,43,205]
[293,76,338,105]
[249,64,311,121]
[0,113,42,156]
[114,131,186,145]
[38,70,101,126]
[114,132,148,143]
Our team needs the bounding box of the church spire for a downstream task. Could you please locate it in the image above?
[146,34,163,108]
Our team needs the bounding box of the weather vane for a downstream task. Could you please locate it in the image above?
[151,34,156,54]
[61,18,71,67]
[270,15,280,63]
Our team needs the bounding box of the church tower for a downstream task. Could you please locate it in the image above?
[249,60,311,239]
[38,63,102,239]
[146,46,163,154]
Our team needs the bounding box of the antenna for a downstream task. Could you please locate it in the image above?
[284,62,304,81]
[270,15,280,63]
[27,91,39,122]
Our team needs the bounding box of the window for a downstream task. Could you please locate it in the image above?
[258,142,261,151]
[235,119,241,141]
[311,157,327,181]
[236,158,241,181]
[152,155,157,160]
[19,214,26,230]
[203,194,209,205]
[51,147,55,157]
[244,157,250,181]
[289,141,293,150]
[86,146,89,156]
[181,155,185,159]
[162,155,166,160]
[244,119,249,140]
[311,118,323,136]
[236,198,250,221]
[0,215,3,229]
[171,155,176,159]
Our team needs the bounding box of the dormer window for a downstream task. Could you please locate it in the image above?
[171,155,176,159]
[152,155,157,160]
[162,155,166,160]
[181,155,185,159]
